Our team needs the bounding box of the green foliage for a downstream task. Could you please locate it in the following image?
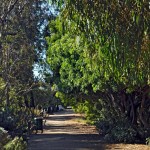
[104,125,137,143]
[146,137,150,145]
[96,120,113,135]
[0,127,11,149]
[0,0,52,139]
[73,103,86,114]
[95,114,138,143]
[0,106,33,136]
[4,137,27,150]
[73,100,103,124]
[46,0,150,143]
[33,85,54,107]
[0,128,27,150]
[48,0,150,92]
[55,91,76,107]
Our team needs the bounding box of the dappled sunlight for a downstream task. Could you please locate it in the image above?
[43,110,97,135]
[28,109,105,150]
[28,110,150,150]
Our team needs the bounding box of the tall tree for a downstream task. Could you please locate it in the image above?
[46,0,150,142]
[0,0,50,108]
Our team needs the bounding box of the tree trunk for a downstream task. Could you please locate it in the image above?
[139,87,150,128]
[30,91,35,108]
[6,83,10,107]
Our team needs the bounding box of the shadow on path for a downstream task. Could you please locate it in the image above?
[28,133,106,150]
[28,109,107,150]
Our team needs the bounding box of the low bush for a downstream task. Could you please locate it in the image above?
[96,116,138,143]
[0,127,11,149]
[4,137,27,150]
[146,137,150,145]
[0,127,27,150]
[95,120,113,135]
[104,124,137,143]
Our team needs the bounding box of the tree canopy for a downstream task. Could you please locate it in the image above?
[46,0,150,142]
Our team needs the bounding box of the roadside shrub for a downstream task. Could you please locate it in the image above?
[104,124,137,143]
[95,115,138,143]
[1,116,16,131]
[95,120,113,135]
[0,127,11,149]
[73,103,85,113]
[0,107,33,138]
[0,127,27,150]
[4,137,27,150]
[146,137,150,145]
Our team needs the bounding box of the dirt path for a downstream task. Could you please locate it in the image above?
[28,109,105,150]
[28,109,150,150]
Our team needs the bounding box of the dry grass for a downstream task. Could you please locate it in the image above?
[105,144,150,150]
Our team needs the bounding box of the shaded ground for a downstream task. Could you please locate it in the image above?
[28,109,150,150]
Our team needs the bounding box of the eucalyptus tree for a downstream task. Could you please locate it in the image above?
[0,0,50,109]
